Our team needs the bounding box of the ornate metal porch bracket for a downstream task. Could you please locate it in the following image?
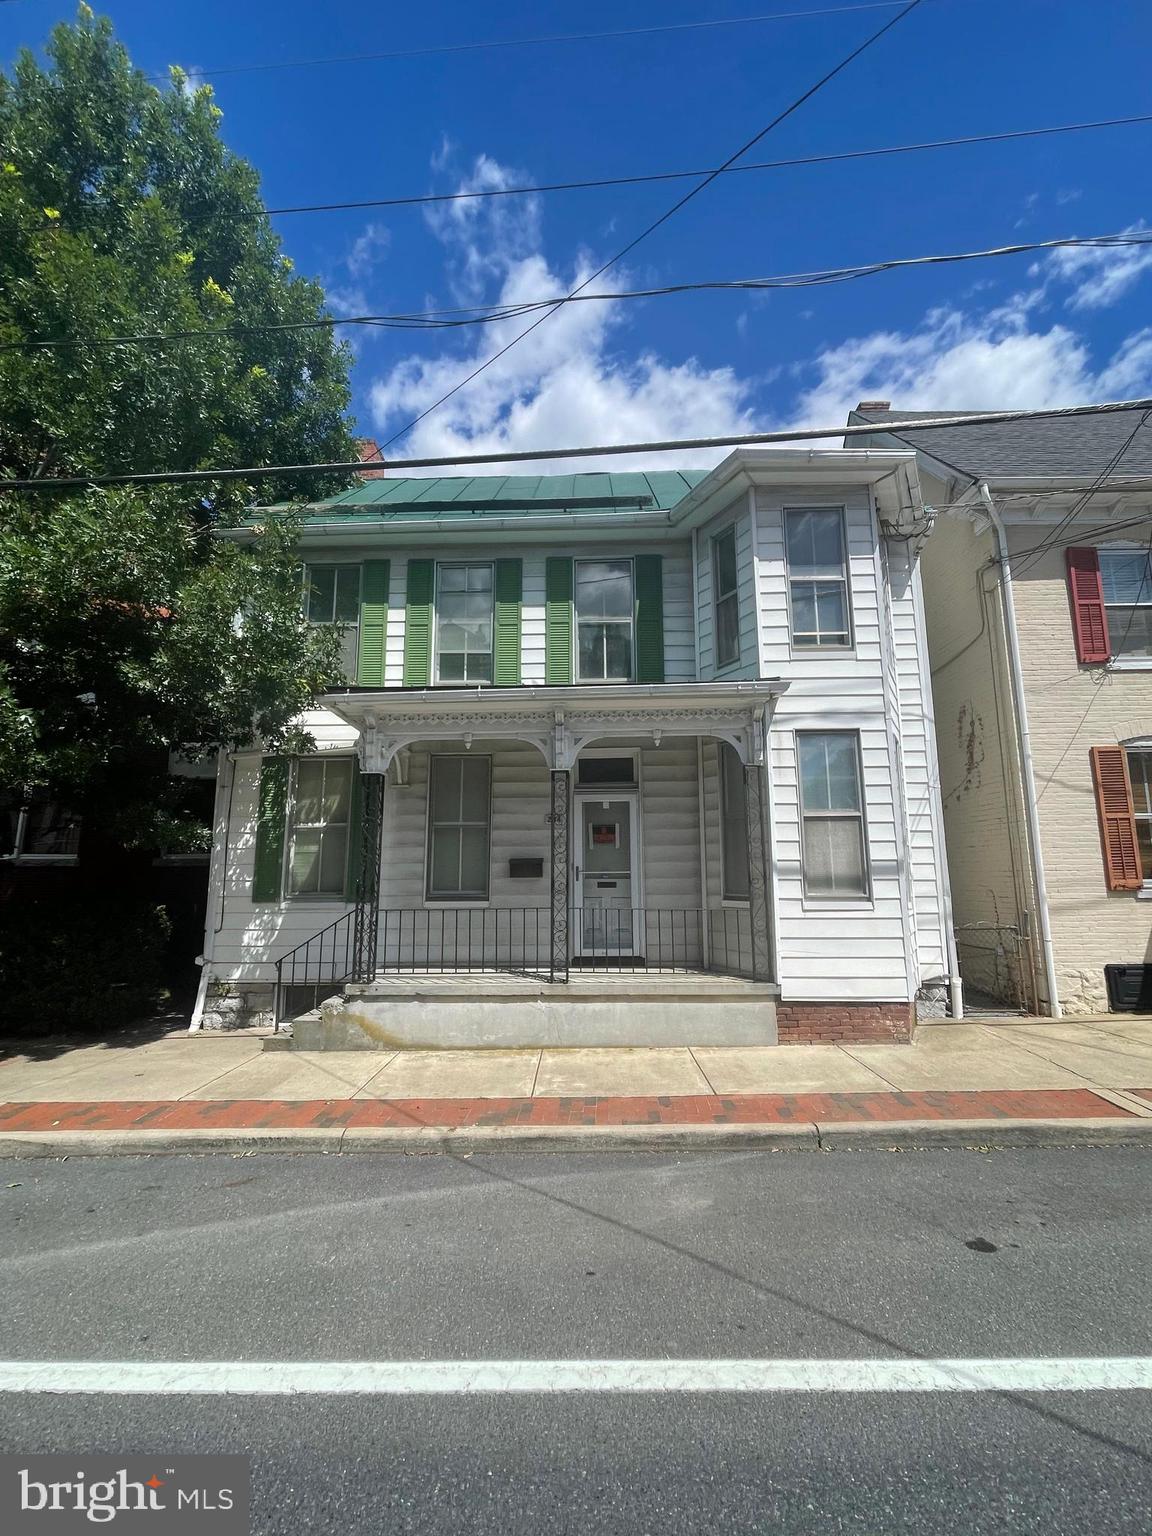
[744,763,773,983]
[352,772,385,983]
[550,769,571,983]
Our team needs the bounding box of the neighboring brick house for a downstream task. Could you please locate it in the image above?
[849,404,1152,1015]
[192,447,959,1046]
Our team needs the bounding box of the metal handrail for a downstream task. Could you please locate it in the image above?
[272,910,356,1030]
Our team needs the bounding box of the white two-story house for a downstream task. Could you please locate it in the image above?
[192,448,959,1047]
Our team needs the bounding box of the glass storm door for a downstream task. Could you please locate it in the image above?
[573,796,641,956]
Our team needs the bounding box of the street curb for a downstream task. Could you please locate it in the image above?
[2,1116,1152,1157]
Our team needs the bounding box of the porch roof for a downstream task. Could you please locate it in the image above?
[322,680,788,771]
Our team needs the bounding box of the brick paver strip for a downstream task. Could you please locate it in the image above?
[0,1087,1133,1133]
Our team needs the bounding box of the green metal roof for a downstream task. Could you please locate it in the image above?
[262,470,709,522]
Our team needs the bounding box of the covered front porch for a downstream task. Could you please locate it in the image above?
[275,683,786,1041]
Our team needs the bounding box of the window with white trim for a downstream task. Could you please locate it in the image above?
[576,560,634,681]
[435,563,494,683]
[785,508,851,649]
[426,755,492,900]
[797,732,868,897]
[285,757,353,898]
[305,564,361,679]
[719,743,750,900]
[1099,548,1152,658]
[0,788,80,861]
[1127,748,1152,881]
[712,525,741,668]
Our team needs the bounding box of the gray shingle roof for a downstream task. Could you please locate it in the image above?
[847,407,1152,479]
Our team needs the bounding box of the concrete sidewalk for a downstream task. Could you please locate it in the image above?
[3,1016,1152,1153]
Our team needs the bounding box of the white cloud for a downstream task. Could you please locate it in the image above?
[369,154,758,471]
[366,151,1152,471]
[790,297,1152,428]
[346,222,391,281]
[1045,225,1152,311]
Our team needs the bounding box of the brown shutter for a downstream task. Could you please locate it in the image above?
[1066,547,1111,663]
[1091,746,1142,890]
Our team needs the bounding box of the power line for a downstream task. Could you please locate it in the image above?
[7,230,1150,355]
[3,397,1150,495]
[149,5,905,84]
[254,113,1152,221]
[1010,407,1152,576]
[378,0,928,452]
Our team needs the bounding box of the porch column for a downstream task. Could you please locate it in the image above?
[743,763,773,982]
[352,772,385,983]
[549,769,571,982]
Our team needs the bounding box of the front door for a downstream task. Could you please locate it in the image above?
[573,795,641,957]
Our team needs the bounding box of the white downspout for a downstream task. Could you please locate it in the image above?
[189,749,237,1032]
[978,482,1062,1018]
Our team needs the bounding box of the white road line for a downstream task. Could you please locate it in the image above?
[0,1358,1150,1395]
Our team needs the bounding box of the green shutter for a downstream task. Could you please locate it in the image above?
[344,760,363,901]
[252,756,289,902]
[545,556,573,685]
[403,558,434,686]
[356,560,390,686]
[493,558,523,686]
[634,554,665,683]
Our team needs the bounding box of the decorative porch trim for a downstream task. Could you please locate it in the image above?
[550,769,570,982]
[744,762,773,983]
[337,684,787,777]
[351,773,385,981]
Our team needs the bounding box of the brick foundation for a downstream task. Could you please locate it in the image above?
[776,1002,914,1044]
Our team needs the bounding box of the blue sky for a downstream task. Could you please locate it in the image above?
[4,0,1152,469]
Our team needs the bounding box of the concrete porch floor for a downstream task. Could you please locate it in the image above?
[2,1016,1152,1107]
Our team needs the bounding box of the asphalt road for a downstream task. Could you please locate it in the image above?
[2,1146,1151,1533]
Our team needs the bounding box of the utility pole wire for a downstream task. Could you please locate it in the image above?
[253,114,1152,221]
[3,397,1151,495]
[6,229,1148,354]
[378,0,927,450]
[150,5,905,83]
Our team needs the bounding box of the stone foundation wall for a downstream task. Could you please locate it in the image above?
[197,980,275,1031]
[776,1001,914,1044]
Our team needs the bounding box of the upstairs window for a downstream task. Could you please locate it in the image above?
[798,732,868,898]
[0,789,81,861]
[785,508,851,649]
[435,563,494,683]
[285,758,353,898]
[719,743,750,900]
[305,565,361,680]
[712,526,741,668]
[576,560,634,681]
[1099,548,1152,659]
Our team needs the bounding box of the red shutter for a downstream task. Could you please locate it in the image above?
[1066,547,1111,663]
[1091,747,1142,891]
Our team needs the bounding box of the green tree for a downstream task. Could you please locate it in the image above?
[0,6,356,847]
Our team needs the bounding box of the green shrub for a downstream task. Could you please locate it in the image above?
[0,897,171,1034]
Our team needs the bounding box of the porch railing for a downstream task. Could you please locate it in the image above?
[273,904,763,1027]
[273,910,356,1030]
[375,905,758,980]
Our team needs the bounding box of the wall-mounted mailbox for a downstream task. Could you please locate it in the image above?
[508,857,544,879]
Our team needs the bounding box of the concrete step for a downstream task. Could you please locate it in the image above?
[290,977,778,1051]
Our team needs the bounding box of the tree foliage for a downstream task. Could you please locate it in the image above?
[0,6,356,842]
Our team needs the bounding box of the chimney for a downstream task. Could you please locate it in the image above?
[356,438,388,479]
[856,400,891,413]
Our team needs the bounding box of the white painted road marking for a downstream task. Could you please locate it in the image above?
[0,1358,1150,1395]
